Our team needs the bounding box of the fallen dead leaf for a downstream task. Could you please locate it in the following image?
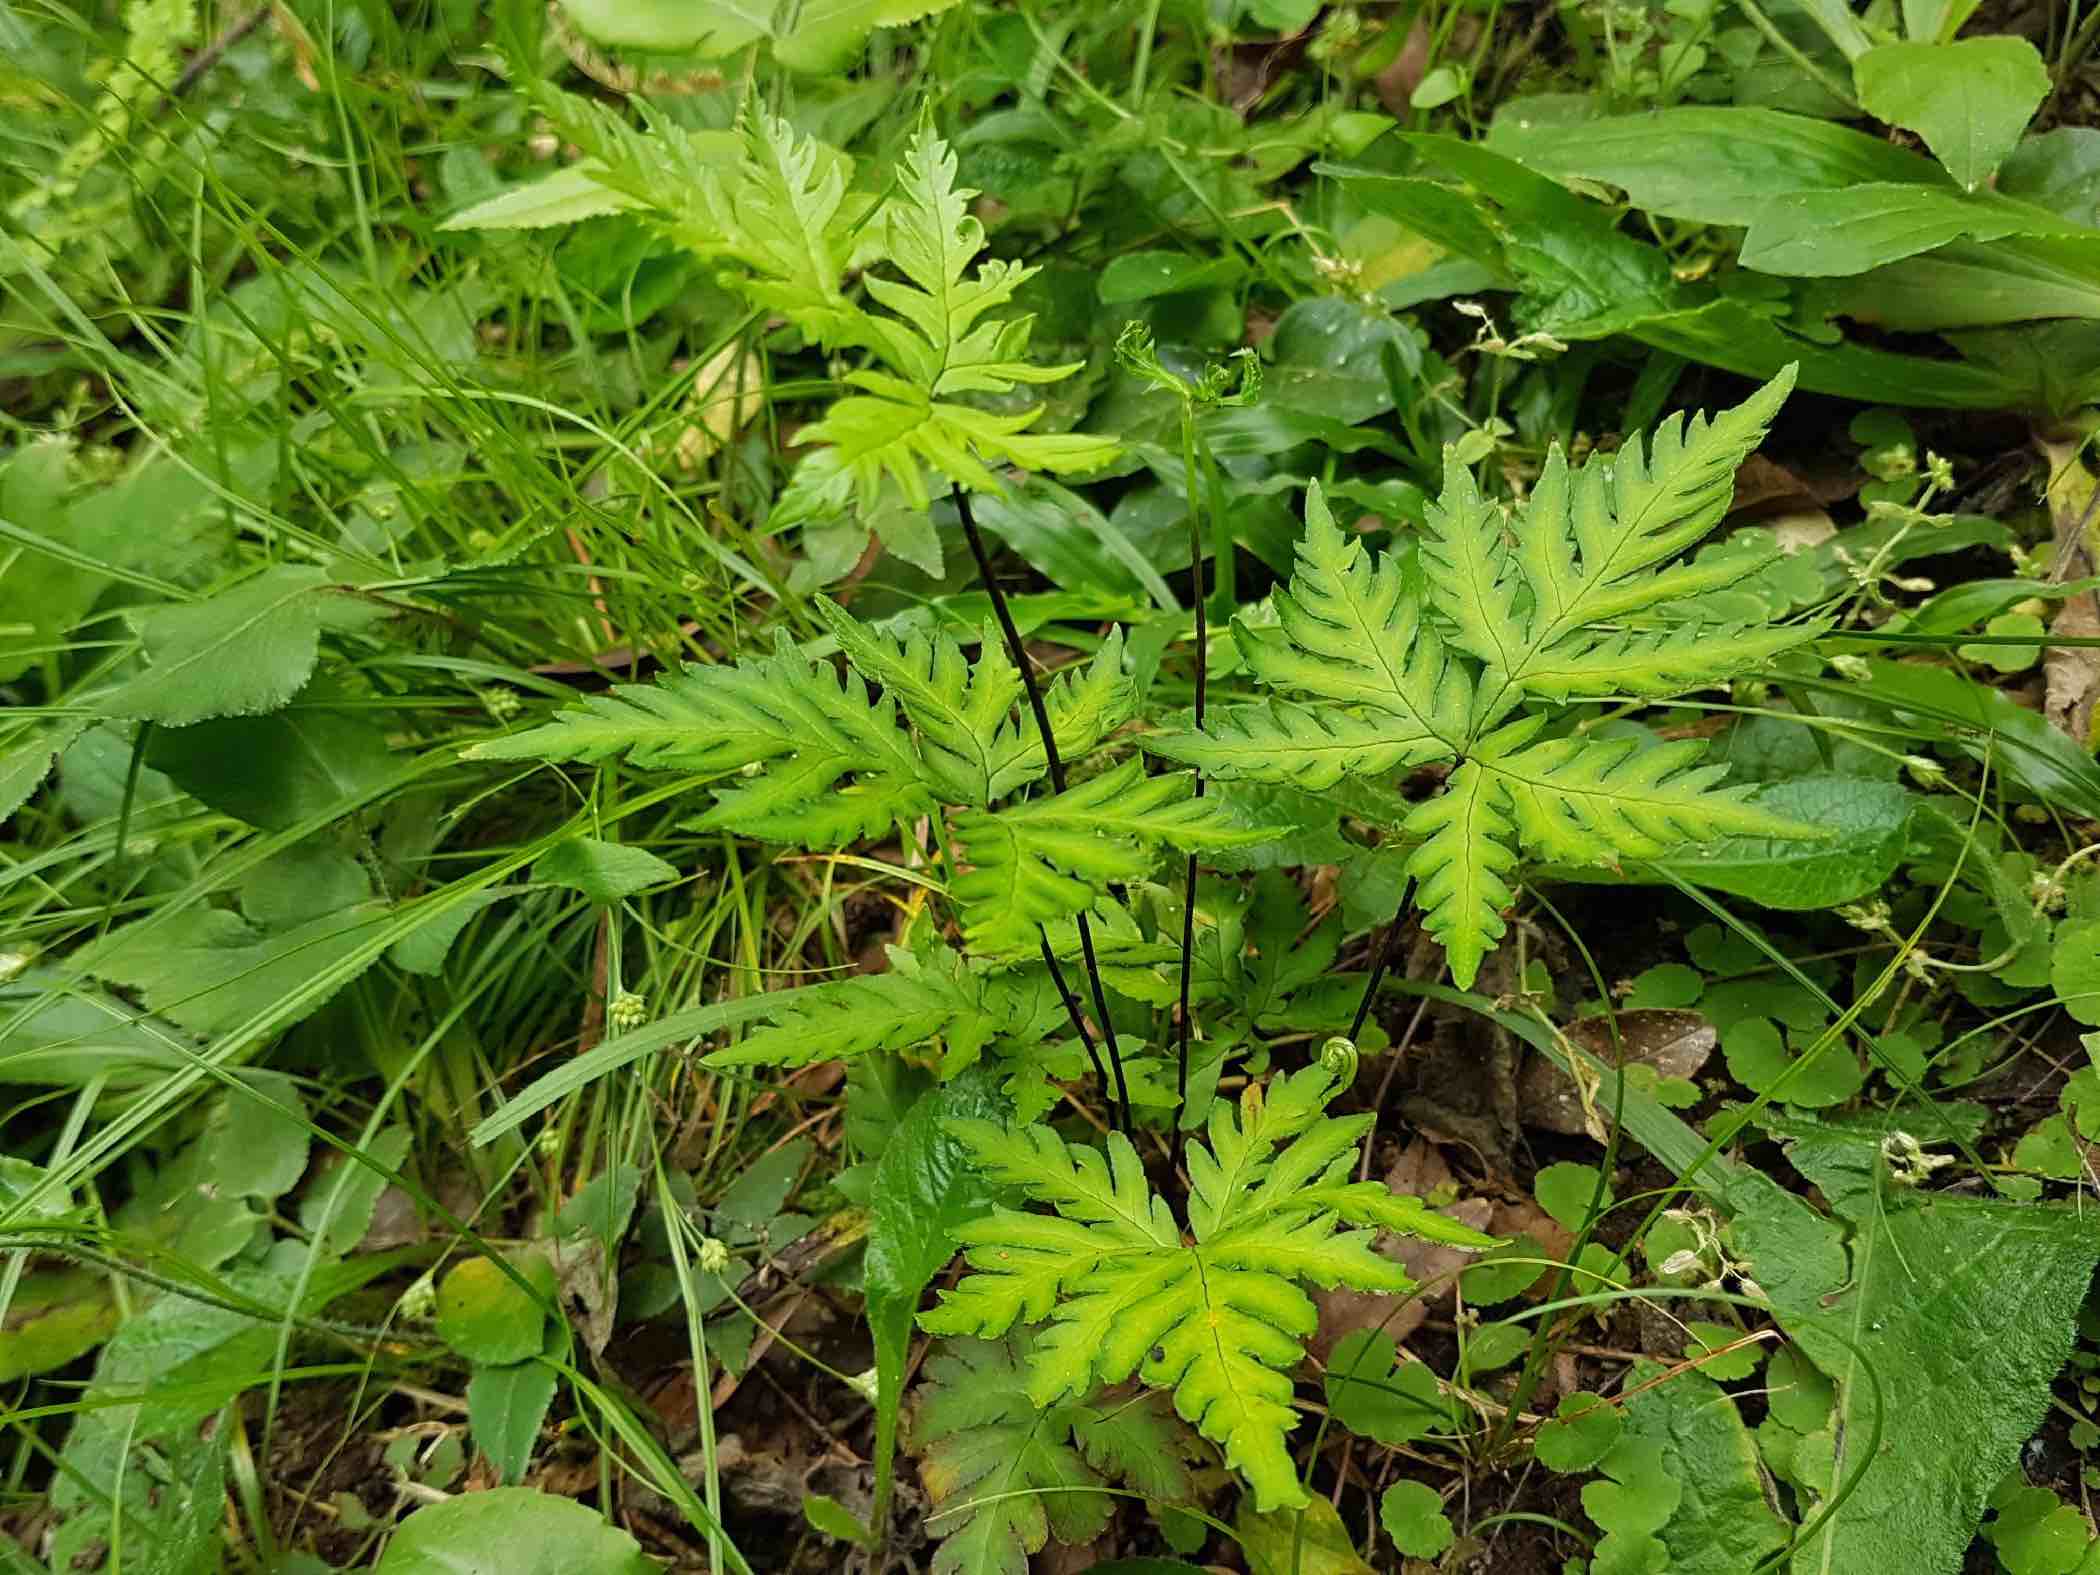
[2042,439,2100,747]
[1518,1010,1716,1137]
[1312,1142,1493,1357]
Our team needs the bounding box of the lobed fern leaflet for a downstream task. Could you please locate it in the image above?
[920,1066,1497,1509]
[951,760,1280,955]
[705,941,1065,1077]
[470,601,1137,855]
[915,1334,1202,1575]
[1147,368,1827,987]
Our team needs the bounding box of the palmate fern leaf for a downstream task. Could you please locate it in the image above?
[1142,370,1827,988]
[922,1067,1495,1510]
[780,130,1118,520]
[951,760,1280,954]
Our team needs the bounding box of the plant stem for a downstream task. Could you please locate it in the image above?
[1347,877,1416,1045]
[954,488,1133,1130]
[1172,408,1211,1145]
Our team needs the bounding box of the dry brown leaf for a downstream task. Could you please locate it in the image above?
[2042,439,2100,746]
[1518,1010,1715,1137]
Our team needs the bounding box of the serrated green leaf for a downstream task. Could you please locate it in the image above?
[101,567,387,726]
[1403,759,1518,991]
[951,760,1277,953]
[533,837,678,904]
[924,1071,1428,1511]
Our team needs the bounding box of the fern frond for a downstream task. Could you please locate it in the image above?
[926,1070,1457,1510]
[816,599,1026,807]
[950,761,1277,953]
[468,631,929,848]
[1403,758,1521,990]
[466,630,909,772]
[703,943,1062,1074]
[780,130,1117,519]
[1484,735,1823,865]
[1236,484,1472,746]
[1145,699,1452,791]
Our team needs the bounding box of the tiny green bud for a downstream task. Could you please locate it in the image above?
[609,991,647,1033]
[698,1237,732,1275]
[1830,654,1872,682]
[1901,754,1948,791]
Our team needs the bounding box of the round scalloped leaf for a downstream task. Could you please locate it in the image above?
[1379,1480,1455,1559]
[1536,1392,1623,1474]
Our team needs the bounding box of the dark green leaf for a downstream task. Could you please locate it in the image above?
[533,837,679,904]
[1853,37,2050,191]
[865,1065,1008,1526]
[146,704,395,830]
[467,1361,558,1485]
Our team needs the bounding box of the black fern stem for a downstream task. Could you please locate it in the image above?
[954,488,1134,1130]
[1171,453,1211,1139]
[1348,876,1417,1046]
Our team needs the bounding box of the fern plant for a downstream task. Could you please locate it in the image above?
[1146,367,1825,988]
[465,101,1832,1539]
[448,102,1116,529]
[920,1063,1494,1510]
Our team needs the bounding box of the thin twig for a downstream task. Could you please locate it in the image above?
[953,489,1132,1129]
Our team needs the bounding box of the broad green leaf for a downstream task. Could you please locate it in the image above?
[864,1065,1008,1532]
[0,970,192,1087]
[0,717,85,826]
[438,162,638,229]
[1324,1330,1457,1445]
[1099,249,1248,303]
[375,1488,655,1574]
[533,836,678,904]
[1648,775,1913,908]
[1236,1495,1376,1575]
[467,1361,558,1485]
[1854,37,2051,191]
[1487,106,1942,225]
[81,901,393,1037]
[0,1267,121,1382]
[49,1268,304,1574]
[1619,1361,1789,1574]
[435,1255,553,1366]
[100,567,388,726]
[2053,918,2100,1027]
[1842,659,2100,820]
[553,0,771,51]
[1537,1391,1623,1473]
[772,0,964,72]
[1739,184,2080,277]
[145,704,395,830]
[1738,1114,2100,1574]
